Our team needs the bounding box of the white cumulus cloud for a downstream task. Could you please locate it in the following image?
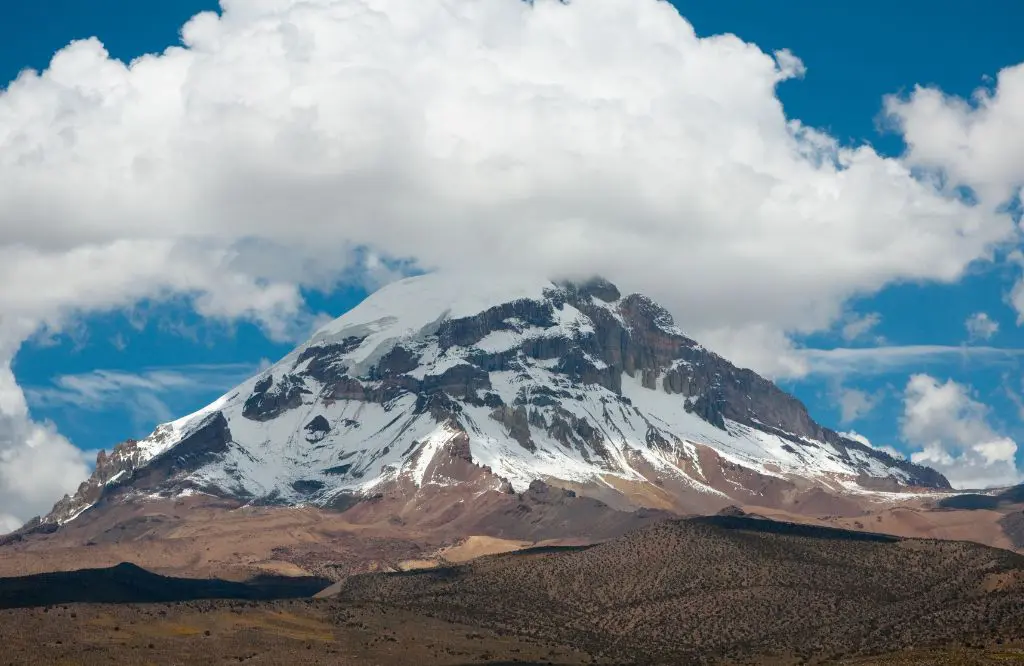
[885,63,1024,210]
[887,65,1024,325]
[901,374,1022,489]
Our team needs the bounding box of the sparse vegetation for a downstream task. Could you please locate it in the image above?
[335,516,1024,664]
[1,515,1022,664]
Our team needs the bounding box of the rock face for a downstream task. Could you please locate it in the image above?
[40,273,949,528]
[44,413,234,525]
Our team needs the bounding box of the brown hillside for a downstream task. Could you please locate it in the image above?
[333,514,1024,664]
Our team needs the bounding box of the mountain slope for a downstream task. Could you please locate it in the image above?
[41,273,948,527]
[333,512,1024,664]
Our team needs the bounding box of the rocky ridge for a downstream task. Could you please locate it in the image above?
[39,273,948,528]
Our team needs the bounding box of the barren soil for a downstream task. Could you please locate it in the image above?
[0,485,666,581]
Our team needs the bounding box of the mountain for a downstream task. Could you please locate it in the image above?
[39,272,947,532]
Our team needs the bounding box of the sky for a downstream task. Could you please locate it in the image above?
[1,0,1023,529]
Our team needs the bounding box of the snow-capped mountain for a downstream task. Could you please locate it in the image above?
[43,273,948,526]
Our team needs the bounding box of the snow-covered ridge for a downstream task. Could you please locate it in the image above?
[43,272,948,526]
[309,273,560,374]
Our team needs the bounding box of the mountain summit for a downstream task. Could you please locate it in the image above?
[43,273,948,527]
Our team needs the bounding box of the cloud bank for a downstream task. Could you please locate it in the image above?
[0,0,1021,524]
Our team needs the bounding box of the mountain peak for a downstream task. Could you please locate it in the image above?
[41,272,949,528]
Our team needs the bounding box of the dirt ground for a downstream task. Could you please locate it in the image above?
[0,599,596,666]
[1,598,1022,666]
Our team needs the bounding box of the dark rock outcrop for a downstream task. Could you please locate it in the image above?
[304,415,332,443]
[437,299,559,350]
[490,405,536,452]
[42,412,234,526]
[242,374,310,421]
[118,412,233,492]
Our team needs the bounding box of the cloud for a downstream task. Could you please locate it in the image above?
[837,387,882,424]
[30,370,194,409]
[1002,374,1024,421]
[694,324,811,379]
[1006,252,1024,326]
[885,62,1024,211]
[0,361,92,528]
[886,64,1024,324]
[901,374,1022,489]
[797,344,1024,378]
[0,0,1019,525]
[1,0,1014,341]
[965,312,999,342]
[841,312,882,343]
[26,363,260,428]
[109,332,128,351]
[840,430,903,460]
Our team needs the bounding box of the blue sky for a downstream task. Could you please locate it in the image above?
[2,0,1024,501]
